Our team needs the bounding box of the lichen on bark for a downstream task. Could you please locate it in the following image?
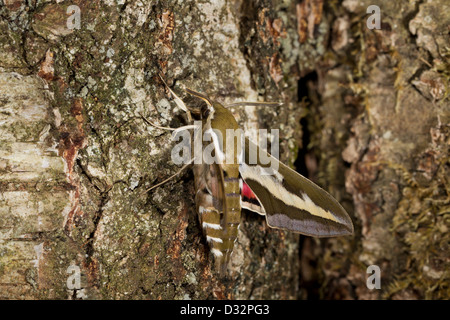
[1,0,448,300]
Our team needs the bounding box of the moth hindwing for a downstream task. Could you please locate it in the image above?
[157,78,353,274]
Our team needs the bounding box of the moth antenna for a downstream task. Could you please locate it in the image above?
[225,101,283,108]
[184,88,214,107]
[140,113,198,136]
[140,113,176,131]
[158,73,192,122]
[144,160,193,193]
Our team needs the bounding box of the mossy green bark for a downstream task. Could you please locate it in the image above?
[297,0,449,299]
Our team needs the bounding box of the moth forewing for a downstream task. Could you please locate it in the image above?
[240,138,354,237]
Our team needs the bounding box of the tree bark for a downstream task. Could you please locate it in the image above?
[0,0,448,300]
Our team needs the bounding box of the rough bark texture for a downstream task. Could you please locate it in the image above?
[0,0,448,300]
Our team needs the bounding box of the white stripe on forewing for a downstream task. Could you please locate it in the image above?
[240,163,341,223]
[240,198,266,216]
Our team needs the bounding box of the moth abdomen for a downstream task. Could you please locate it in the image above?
[199,205,239,273]
[195,165,241,274]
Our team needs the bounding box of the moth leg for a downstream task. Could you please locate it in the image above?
[140,113,197,134]
[145,158,194,193]
[173,124,198,135]
[140,112,197,193]
[140,113,177,131]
